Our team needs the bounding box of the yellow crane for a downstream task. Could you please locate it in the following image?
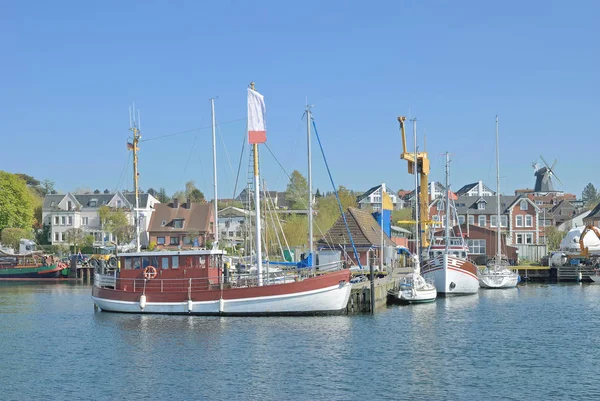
[397,116,432,247]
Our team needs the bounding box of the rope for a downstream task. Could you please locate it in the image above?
[139,118,245,143]
[311,119,363,269]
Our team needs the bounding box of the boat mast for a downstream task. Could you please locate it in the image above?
[306,104,314,268]
[251,82,263,286]
[444,152,450,255]
[495,115,501,263]
[412,120,420,262]
[211,98,219,247]
[130,107,141,253]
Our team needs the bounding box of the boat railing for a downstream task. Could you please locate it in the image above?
[94,261,345,293]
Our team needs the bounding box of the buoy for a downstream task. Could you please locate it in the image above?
[139,294,147,310]
[187,300,193,312]
[578,272,583,282]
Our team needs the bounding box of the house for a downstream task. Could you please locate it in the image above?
[455,181,495,197]
[431,194,541,245]
[147,200,214,249]
[357,183,399,211]
[390,225,410,248]
[399,181,447,206]
[236,189,292,210]
[42,192,159,246]
[317,207,396,267]
[558,210,591,232]
[218,206,250,247]
[583,203,600,227]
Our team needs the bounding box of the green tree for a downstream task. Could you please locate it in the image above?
[0,171,35,232]
[65,227,85,254]
[582,183,599,208]
[157,188,170,203]
[218,200,244,210]
[40,179,56,197]
[285,170,309,210]
[1,227,33,251]
[185,180,206,203]
[544,226,563,251]
[282,214,309,247]
[392,208,413,231]
[104,209,134,245]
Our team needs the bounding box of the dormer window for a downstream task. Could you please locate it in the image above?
[520,200,528,210]
[478,202,485,210]
[51,201,55,207]
[89,199,97,207]
[161,220,167,227]
[173,219,184,229]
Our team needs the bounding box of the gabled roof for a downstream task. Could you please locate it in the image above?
[43,193,156,210]
[318,207,396,247]
[507,195,541,212]
[586,202,600,219]
[356,184,396,204]
[219,206,250,218]
[453,195,518,215]
[148,202,212,233]
[455,181,495,196]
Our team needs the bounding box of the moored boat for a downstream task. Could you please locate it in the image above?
[0,241,69,280]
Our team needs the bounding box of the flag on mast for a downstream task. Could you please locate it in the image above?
[382,190,394,211]
[248,88,266,144]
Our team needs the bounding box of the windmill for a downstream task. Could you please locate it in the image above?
[533,155,562,193]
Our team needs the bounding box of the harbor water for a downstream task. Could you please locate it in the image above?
[2,282,600,401]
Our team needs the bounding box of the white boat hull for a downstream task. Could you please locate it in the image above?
[422,254,479,296]
[92,282,352,316]
[398,287,437,303]
[589,275,600,284]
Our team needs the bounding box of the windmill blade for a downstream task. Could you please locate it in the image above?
[551,159,557,170]
[540,155,551,169]
[551,171,563,186]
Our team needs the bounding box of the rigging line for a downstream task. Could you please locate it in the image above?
[216,119,236,183]
[115,152,132,193]
[181,127,201,189]
[312,118,363,269]
[139,118,246,143]
[264,182,285,259]
[232,126,247,201]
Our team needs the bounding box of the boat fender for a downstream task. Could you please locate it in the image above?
[187,300,193,313]
[139,294,147,310]
[219,298,224,313]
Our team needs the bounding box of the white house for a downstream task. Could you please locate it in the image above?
[455,181,495,197]
[42,192,159,246]
[357,183,399,211]
[218,206,251,247]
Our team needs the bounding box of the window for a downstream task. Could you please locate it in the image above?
[468,215,475,225]
[54,216,59,225]
[170,236,180,245]
[501,216,508,227]
[478,202,485,210]
[525,215,533,227]
[117,200,122,208]
[516,233,524,244]
[525,233,533,244]
[467,239,486,254]
[221,231,227,236]
[458,215,465,224]
[516,215,523,227]
[172,257,179,269]
[228,231,234,237]
[67,216,72,225]
[61,216,66,225]
[124,258,132,270]
[478,215,486,227]
[89,200,97,207]
[67,201,72,210]
[54,232,59,241]
[161,257,169,269]
[60,232,65,241]
[183,236,191,245]
[48,232,52,241]
[157,237,165,245]
[490,215,497,227]
[173,219,184,229]
[520,200,528,210]
[209,222,214,232]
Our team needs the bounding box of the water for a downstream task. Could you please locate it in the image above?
[2,282,600,401]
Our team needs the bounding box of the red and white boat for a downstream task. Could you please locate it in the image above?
[92,250,351,315]
[421,153,479,296]
[92,85,352,316]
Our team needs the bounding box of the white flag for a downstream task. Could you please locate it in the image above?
[247,88,266,144]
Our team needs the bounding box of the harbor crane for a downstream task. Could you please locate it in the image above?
[397,116,432,248]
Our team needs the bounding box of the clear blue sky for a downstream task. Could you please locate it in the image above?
[1,0,598,200]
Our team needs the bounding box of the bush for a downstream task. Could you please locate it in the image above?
[148,241,157,251]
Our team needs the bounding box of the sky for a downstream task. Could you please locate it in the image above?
[1,0,598,200]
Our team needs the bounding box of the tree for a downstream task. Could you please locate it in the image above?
[103,208,134,245]
[172,191,187,203]
[1,228,32,251]
[147,188,157,197]
[218,200,244,210]
[582,183,599,208]
[185,230,200,246]
[315,188,322,198]
[0,171,35,232]
[544,226,563,251]
[94,189,101,194]
[285,170,309,210]
[157,188,170,203]
[65,227,85,254]
[185,181,205,203]
[40,179,55,197]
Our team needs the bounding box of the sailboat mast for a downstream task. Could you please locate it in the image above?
[413,120,420,259]
[251,83,263,286]
[130,108,141,253]
[495,115,501,262]
[211,98,219,246]
[444,152,450,254]
[306,105,314,267]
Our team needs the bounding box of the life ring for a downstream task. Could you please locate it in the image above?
[143,266,157,280]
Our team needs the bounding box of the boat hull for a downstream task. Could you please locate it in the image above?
[422,254,479,296]
[92,269,352,316]
[398,288,437,304]
[0,264,66,279]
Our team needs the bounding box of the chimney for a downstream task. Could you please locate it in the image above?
[478,180,483,196]
[173,198,179,208]
[186,198,192,209]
